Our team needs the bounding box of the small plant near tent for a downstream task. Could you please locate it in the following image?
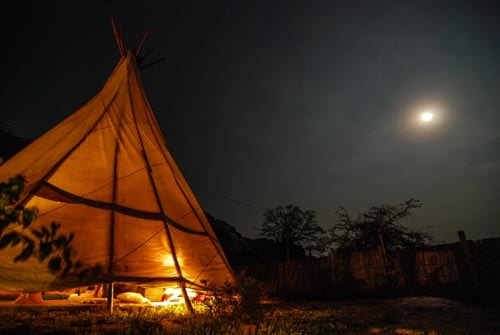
[200,274,265,322]
[200,280,240,316]
[0,175,102,279]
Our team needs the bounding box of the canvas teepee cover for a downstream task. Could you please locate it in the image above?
[0,51,234,295]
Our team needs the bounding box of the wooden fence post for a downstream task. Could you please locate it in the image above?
[378,233,390,287]
[458,231,483,298]
[329,248,337,286]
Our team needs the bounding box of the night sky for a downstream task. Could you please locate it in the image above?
[4,1,500,243]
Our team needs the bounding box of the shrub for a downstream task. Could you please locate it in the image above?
[201,274,264,321]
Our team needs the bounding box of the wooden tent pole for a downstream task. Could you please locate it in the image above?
[106,282,114,314]
[110,16,125,56]
[127,80,196,314]
[135,29,151,58]
[180,281,195,314]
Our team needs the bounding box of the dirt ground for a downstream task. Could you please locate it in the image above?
[276,296,500,334]
[1,296,499,334]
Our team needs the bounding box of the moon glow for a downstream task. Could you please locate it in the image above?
[420,111,434,122]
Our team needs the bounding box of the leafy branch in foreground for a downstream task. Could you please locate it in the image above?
[0,175,101,278]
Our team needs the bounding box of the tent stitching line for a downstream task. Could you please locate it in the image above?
[192,252,218,284]
[19,94,120,207]
[89,119,151,134]
[111,226,164,265]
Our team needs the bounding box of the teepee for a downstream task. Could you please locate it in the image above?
[0,26,234,308]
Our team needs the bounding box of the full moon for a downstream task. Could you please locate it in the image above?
[420,111,434,122]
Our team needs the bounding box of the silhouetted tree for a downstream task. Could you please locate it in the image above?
[258,204,325,261]
[330,198,432,252]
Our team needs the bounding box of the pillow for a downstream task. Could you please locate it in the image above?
[116,292,150,304]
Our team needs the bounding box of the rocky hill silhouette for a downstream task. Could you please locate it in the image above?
[0,128,31,164]
[206,213,305,266]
